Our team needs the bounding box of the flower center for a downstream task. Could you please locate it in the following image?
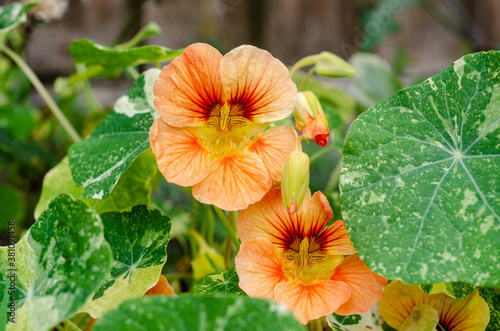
[207,103,248,133]
[283,237,343,284]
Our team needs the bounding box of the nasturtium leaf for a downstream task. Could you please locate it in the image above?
[0,195,112,331]
[419,281,475,300]
[349,52,403,109]
[35,152,157,218]
[94,295,305,331]
[478,287,500,331]
[68,69,160,199]
[69,38,182,79]
[0,3,28,37]
[340,51,500,286]
[80,205,171,318]
[194,268,245,296]
[327,307,382,331]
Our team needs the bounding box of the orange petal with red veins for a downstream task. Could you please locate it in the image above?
[235,238,287,301]
[237,188,305,249]
[249,126,297,182]
[192,151,272,211]
[150,119,210,186]
[154,43,223,127]
[319,220,356,255]
[144,275,176,296]
[274,280,351,324]
[332,255,387,316]
[299,191,334,237]
[220,45,297,123]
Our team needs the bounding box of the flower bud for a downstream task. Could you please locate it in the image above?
[315,51,356,78]
[293,91,330,147]
[281,140,310,214]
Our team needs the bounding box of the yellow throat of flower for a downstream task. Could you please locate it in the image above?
[199,102,265,157]
[283,237,344,284]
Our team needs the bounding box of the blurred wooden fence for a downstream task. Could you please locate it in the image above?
[19,0,500,82]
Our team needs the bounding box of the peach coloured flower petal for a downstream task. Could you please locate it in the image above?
[301,117,330,147]
[332,255,387,316]
[319,220,356,255]
[300,191,334,237]
[237,188,305,248]
[235,238,287,301]
[150,119,210,186]
[378,280,434,329]
[192,151,272,211]
[249,126,297,182]
[154,43,223,127]
[274,280,351,324]
[145,275,176,296]
[220,45,297,123]
[438,289,490,331]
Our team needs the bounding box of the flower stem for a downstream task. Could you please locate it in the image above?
[309,144,336,164]
[213,206,240,251]
[298,67,315,91]
[323,158,342,196]
[1,46,81,143]
[63,319,82,331]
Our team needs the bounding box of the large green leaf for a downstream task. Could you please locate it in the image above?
[68,69,160,199]
[80,205,171,318]
[194,268,245,296]
[0,195,112,331]
[340,51,500,286]
[35,152,157,218]
[94,295,305,330]
[69,39,182,80]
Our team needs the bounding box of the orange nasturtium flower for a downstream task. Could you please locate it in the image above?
[144,274,176,296]
[150,43,297,211]
[379,281,490,331]
[235,188,387,324]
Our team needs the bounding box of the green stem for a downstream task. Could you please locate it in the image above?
[289,54,317,77]
[298,67,315,91]
[213,206,240,251]
[309,144,336,164]
[323,158,342,196]
[63,319,82,331]
[125,67,140,80]
[55,324,65,331]
[1,46,81,142]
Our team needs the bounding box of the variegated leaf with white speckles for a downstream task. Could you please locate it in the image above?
[35,152,157,218]
[80,205,171,318]
[68,69,160,199]
[341,51,500,286]
[0,3,29,36]
[94,295,305,331]
[193,268,245,296]
[0,195,112,331]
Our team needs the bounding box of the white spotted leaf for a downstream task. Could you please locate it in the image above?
[340,51,500,286]
[94,295,305,331]
[80,205,171,318]
[0,195,113,331]
[68,69,160,199]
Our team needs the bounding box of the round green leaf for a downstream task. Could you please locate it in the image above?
[94,295,305,331]
[194,267,245,296]
[80,205,171,318]
[340,51,500,286]
[0,194,112,331]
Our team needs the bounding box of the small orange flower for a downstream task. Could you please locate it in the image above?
[379,281,490,331]
[235,188,387,324]
[150,43,297,210]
